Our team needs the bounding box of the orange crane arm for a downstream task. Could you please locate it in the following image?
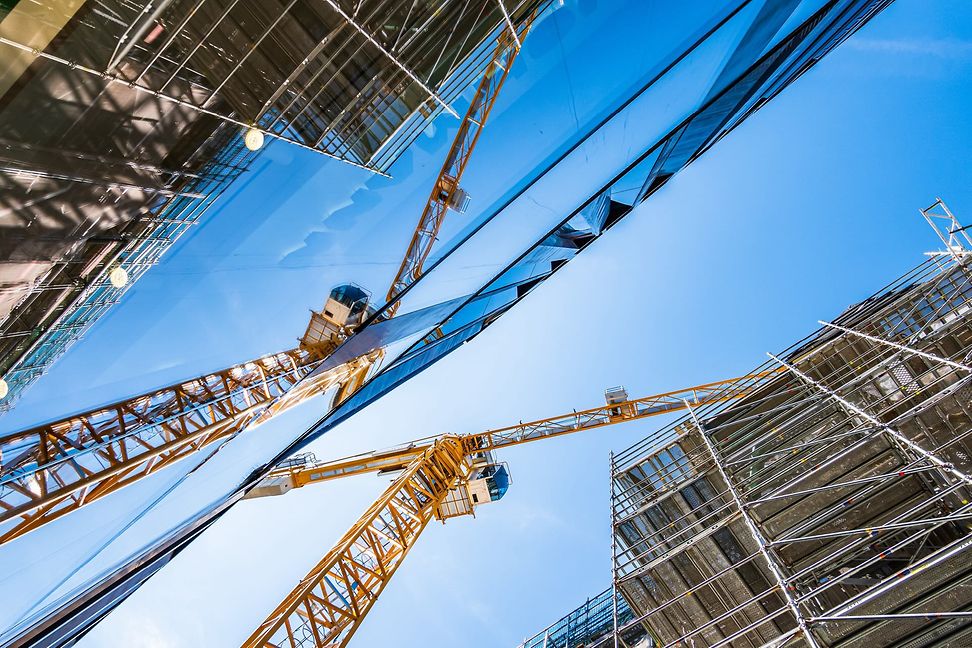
[384,13,535,314]
[248,371,778,496]
[242,437,470,648]
[0,348,377,545]
[243,371,779,648]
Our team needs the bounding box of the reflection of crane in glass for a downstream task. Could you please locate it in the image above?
[333,10,539,405]
[242,374,777,648]
[383,12,531,316]
[0,14,536,547]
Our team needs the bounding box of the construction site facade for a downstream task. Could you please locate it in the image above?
[610,210,972,647]
[0,0,543,410]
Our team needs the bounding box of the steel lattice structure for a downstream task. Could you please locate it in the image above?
[385,12,533,310]
[243,436,470,648]
[611,237,972,647]
[0,346,378,545]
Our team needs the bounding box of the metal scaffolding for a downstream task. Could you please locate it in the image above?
[0,0,547,170]
[611,214,972,647]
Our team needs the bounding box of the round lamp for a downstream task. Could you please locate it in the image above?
[109,266,129,288]
[244,127,265,151]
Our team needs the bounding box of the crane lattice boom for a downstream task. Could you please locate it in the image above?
[253,372,776,493]
[243,371,777,647]
[384,11,534,315]
[0,349,376,545]
[243,436,470,648]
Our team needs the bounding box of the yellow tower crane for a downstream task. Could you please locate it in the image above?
[240,373,777,648]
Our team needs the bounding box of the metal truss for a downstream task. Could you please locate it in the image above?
[242,436,470,648]
[385,11,534,312]
[0,347,375,545]
[611,249,972,647]
[255,373,767,490]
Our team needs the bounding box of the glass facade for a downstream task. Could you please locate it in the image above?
[0,123,261,413]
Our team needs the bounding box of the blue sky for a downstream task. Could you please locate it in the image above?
[2,0,972,646]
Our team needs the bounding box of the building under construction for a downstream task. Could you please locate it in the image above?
[610,203,972,647]
[0,0,545,410]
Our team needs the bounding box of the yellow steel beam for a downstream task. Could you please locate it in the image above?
[384,12,535,315]
[242,436,470,648]
[261,371,780,491]
[0,349,377,545]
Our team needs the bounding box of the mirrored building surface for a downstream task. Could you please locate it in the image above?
[0,0,544,411]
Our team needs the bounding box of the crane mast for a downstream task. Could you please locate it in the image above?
[384,14,533,315]
[243,372,775,648]
[243,437,470,648]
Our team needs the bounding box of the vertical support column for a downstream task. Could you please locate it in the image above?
[682,400,821,648]
[610,451,620,648]
[767,353,972,490]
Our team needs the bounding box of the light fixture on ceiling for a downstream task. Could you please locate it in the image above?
[244,127,265,151]
[109,266,129,288]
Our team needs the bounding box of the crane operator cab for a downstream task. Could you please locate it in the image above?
[605,385,636,420]
[436,451,511,520]
[299,284,374,356]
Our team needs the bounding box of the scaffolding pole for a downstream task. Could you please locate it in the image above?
[685,400,822,648]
